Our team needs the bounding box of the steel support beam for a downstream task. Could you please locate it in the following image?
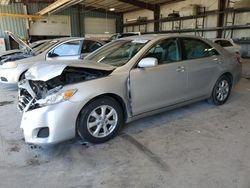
[117,0,156,11]
[0,13,44,19]
[217,0,226,38]
[37,0,71,15]
[154,5,160,32]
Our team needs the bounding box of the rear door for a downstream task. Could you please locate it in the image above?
[180,38,221,99]
[129,38,188,115]
[80,40,103,59]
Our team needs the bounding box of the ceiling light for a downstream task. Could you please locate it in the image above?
[109,8,115,11]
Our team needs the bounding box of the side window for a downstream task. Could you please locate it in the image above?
[145,38,181,64]
[89,41,102,53]
[183,38,218,60]
[214,40,222,46]
[81,40,102,53]
[52,40,81,56]
[110,34,117,40]
[218,40,233,47]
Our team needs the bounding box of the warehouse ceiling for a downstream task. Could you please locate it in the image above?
[20,0,182,14]
[79,0,180,12]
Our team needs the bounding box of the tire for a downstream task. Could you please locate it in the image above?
[77,96,124,144]
[208,75,232,105]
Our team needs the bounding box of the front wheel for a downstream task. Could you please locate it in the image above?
[77,96,124,144]
[208,75,232,105]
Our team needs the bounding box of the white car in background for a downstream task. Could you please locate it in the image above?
[212,38,243,57]
[108,32,141,41]
[0,35,106,84]
[0,31,51,64]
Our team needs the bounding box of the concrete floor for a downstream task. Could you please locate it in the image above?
[0,59,249,188]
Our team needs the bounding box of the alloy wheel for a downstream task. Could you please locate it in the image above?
[87,105,118,138]
[216,79,230,101]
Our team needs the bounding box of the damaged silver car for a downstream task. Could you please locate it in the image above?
[0,31,51,64]
[18,35,242,145]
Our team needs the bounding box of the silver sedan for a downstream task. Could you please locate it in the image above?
[18,34,242,145]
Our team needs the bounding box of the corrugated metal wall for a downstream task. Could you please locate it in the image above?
[0,3,122,49]
[0,4,28,49]
[26,3,123,36]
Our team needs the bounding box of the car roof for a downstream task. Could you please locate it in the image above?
[118,34,205,41]
[50,37,105,44]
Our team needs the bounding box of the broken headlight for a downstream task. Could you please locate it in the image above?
[36,89,77,107]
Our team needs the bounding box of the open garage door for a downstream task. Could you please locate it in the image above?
[84,17,116,40]
[29,15,71,38]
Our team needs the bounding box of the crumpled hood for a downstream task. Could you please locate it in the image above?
[25,61,115,81]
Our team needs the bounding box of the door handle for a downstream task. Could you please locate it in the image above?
[176,66,185,72]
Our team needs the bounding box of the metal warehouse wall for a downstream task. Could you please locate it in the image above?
[26,3,80,37]
[0,3,122,50]
[27,3,122,37]
[82,10,123,35]
[0,4,28,49]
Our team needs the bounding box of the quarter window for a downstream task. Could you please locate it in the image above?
[182,38,218,60]
[52,40,81,56]
[145,38,181,64]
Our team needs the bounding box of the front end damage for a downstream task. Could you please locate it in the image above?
[18,66,112,112]
[18,64,113,144]
[0,52,33,65]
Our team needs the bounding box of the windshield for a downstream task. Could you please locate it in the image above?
[33,40,59,55]
[85,39,148,67]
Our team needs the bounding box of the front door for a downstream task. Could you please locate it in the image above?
[129,38,188,116]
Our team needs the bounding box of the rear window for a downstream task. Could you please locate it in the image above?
[214,40,233,47]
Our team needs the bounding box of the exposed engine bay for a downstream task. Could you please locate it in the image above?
[0,52,32,65]
[18,66,112,112]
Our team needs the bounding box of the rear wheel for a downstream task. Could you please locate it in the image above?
[208,75,232,105]
[77,96,124,144]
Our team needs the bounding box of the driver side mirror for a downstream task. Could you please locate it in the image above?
[138,57,158,68]
[48,52,58,58]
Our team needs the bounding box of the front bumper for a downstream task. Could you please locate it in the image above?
[20,100,82,145]
[0,67,20,84]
